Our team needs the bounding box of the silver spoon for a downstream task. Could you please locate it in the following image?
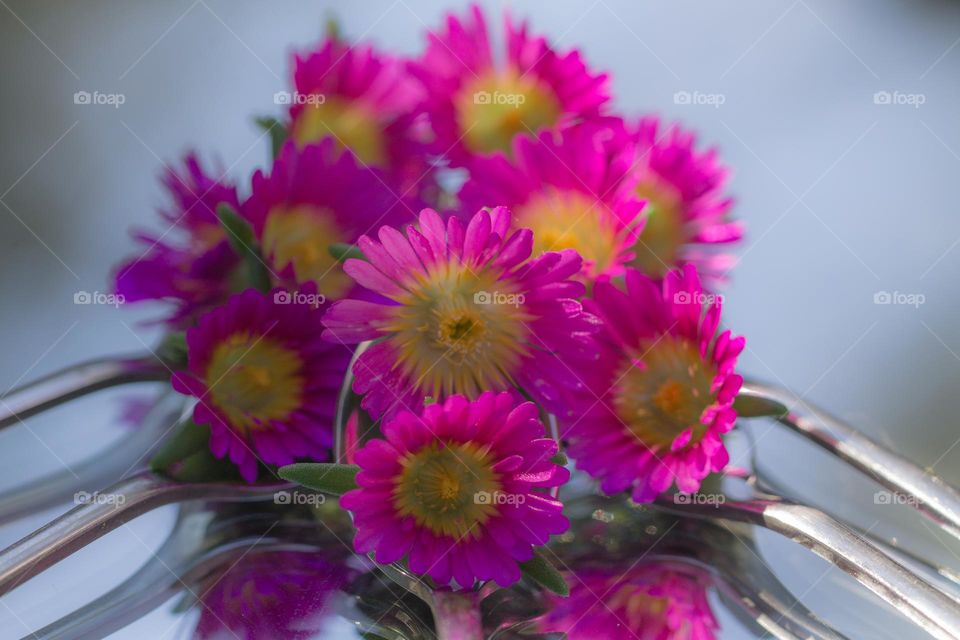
[0,470,289,598]
[0,353,167,431]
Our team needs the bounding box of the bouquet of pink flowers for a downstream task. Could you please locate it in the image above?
[112,4,744,595]
[6,5,957,640]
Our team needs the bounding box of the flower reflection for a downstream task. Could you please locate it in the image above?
[192,549,348,640]
[540,562,718,640]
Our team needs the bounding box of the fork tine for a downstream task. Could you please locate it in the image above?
[740,380,960,541]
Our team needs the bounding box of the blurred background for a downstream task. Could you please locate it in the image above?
[0,0,959,637]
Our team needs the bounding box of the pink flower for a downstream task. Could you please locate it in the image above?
[322,207,598,420]
[287,37,431,195]
[113,153,241,326]
[409,4,610,167]
[540,563,719,640]
[340,391,570,588]
[459,120,645,280]
[195,550,349,640]
[565,265,744,502]
[625,117,743,285]
[241,139,412,299]
[172,288,352,482]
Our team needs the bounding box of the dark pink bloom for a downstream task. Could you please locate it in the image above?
[409,4,610,167]
[540,563,719,639]
[241,139,411,299]
[340,391,569,588]
[625,117,743,285]
[459,120,645,279]
[194,550,349,640]
[322,207,598,420]
[566,265,744,502]
[172,288,352,482]
[287,37,432,195]
[113,153,241,326]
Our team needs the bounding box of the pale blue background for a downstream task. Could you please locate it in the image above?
[1,1,959,637]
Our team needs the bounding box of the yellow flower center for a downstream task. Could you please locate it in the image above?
[380,262,533,400]
[630,179,686,278]
[205,332,305,433]
[393,441,502,539]
[262,205,351,297]
[455,69,562,156]
[514,188,624,276]
[613,338,716,449]
[191,222,227,251]
[608,580,670,627]
[292,96,387,166]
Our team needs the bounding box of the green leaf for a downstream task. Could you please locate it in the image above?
[550,451,568,466]
[733,393,788,419]
[254,116,288,160]
[217,203,272,293]
[328,243,365,262]
[171,449,242,483]
[325,14,343,42]
[150,420,211,473]
[279,463,359,496]
[217,203,255,254]
[520,549,568,597]
[155,332,188,369]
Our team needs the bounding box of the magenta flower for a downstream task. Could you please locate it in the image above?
[625,117,743,285]
[409,4,610,166]
[460,120,645,279]
[287,37,430,192]
[540,564,719,640]
[113,153,241,326]
[322,207,598,420]
[194,550,349,640]
[241,139,410,298]
[565,265,744,502]
[340,392,569,588]
[172,288,352,482]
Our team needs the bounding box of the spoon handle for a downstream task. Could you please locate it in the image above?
[663,498,960,639]
[0,471,280,597]
[740,380,960,542]
[0,354,168,430]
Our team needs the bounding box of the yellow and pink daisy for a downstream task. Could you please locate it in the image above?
[241,139,410,298]
[113,153,241,326]
[340,392,569,588]
[172,288,352,482]
[195,550,349,639]
[321,206,599,420]
[566,264,744,502]
[459,120,645,280]
[626,117,743,285]
[541,564,719,639]
[409,4,610,166]
[287,37,430,193]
